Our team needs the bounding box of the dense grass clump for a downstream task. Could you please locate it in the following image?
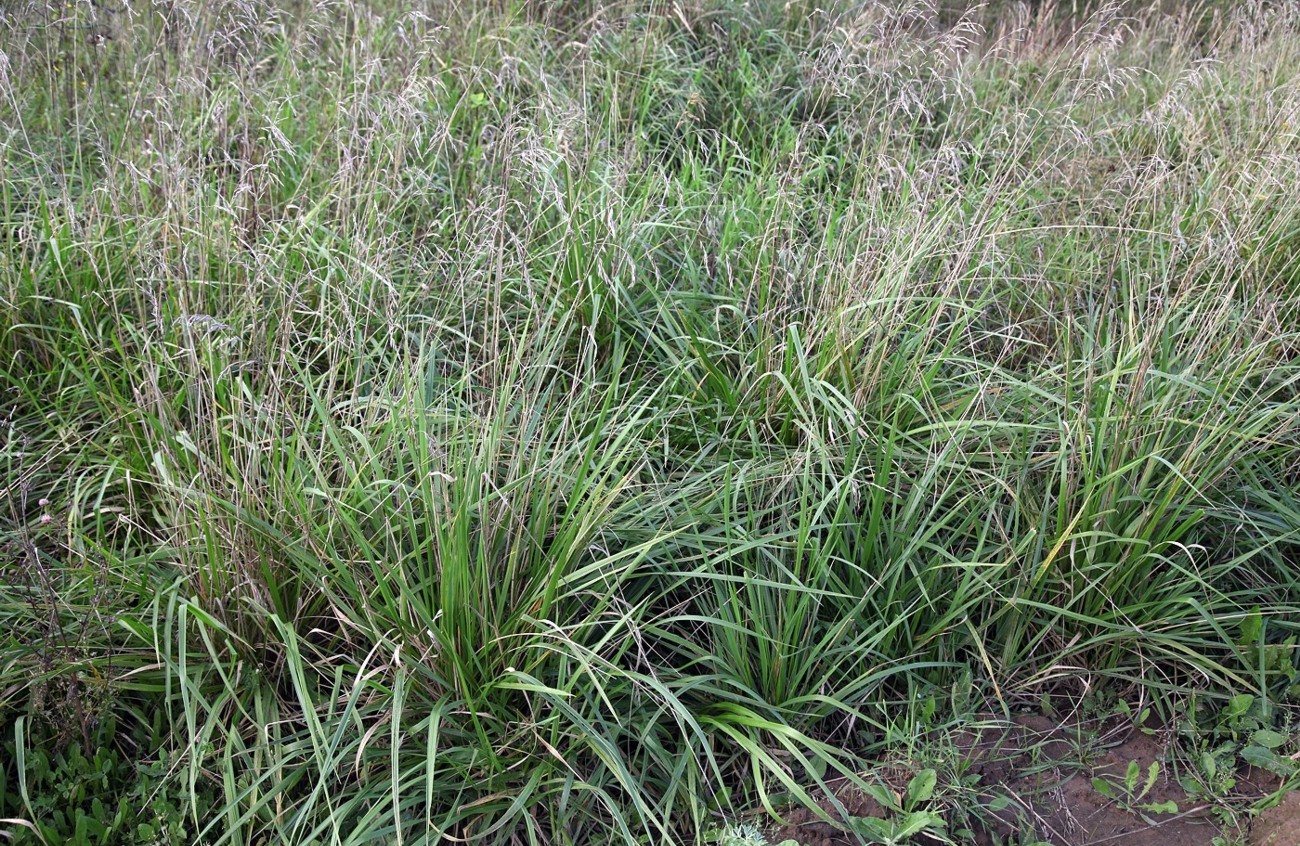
[2,0,1300,843]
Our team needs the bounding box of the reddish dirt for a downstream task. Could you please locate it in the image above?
[1251,791,1300,846]
[766,711,1280,846]
[970,714,1217,846]
[767,790,896,846]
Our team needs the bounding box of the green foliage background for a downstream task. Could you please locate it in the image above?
[2,0,1299,843]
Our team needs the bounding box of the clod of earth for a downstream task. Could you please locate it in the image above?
[1251,792,1300,846]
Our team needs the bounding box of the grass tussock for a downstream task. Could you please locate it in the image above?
[2,0,1300,843]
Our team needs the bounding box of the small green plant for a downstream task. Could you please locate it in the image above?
[1091,760,1179,817]
[848,770,949,846]
[706,823,780,846]
[1179,693,1299,802]
[2,725,200,846]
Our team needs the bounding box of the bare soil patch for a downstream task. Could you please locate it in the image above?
[1251,791,1300,846]
[769,791,898,846]
[969,714,1215,846]
[767,711,1281,846]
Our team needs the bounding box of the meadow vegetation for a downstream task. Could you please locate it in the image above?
[2,0,1300,843]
